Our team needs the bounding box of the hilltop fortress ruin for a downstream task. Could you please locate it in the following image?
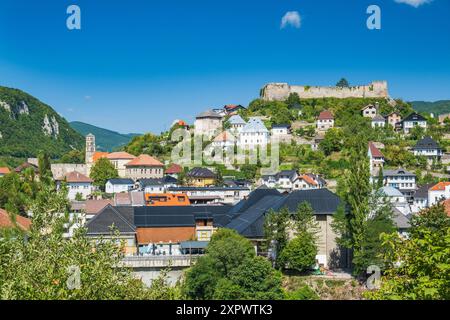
[260,81,389,101]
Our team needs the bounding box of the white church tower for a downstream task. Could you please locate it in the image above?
[85,133,96,165]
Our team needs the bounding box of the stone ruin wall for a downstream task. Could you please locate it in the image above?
[260,81,389,101]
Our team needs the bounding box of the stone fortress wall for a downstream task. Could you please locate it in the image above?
[260,81,389,101]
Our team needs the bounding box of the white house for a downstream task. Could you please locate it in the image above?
[411,183,434,214]
[139,176,178,194]
[361,104,378,118]
[260,171,325,192]
[428,182,450,207]
[292,174,325,190]
[105,178,135,194]
[316,110,334,131]
[379,186,412,216]
[271,124,290,136]
[412,136,443,159]
[239,117,270,147]
[383,168,417,201]
[228,114,246,134]
[371,115,386,128]
[401,113,427,134]
[56,171,93,201]
[167,186,251,205]
[368,141,385,176]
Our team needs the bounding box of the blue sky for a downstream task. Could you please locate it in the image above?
[0,0,449,133]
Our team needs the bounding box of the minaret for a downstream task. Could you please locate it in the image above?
[85,133,96,165]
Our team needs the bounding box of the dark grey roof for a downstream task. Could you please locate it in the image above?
[107,178,135,185]
[392,207,411,229]
[225,188,341,238]
[86,205,135,235]
[413,136,441,150]
[414,183,434,199]
[402,113,427,123]
[139,176,178,187]
[196,110,223,119]
[383,168,415,177]
[272,124,290,129]
[282,189,341,215]
[187,167,216,178]
[275,170,297,181]
[133,205,232,227]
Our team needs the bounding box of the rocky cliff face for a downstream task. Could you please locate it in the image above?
[0,86,84,158]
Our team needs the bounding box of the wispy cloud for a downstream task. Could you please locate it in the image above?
[394,0,433,8]
[84,95,91,101]
[280,11,301,29]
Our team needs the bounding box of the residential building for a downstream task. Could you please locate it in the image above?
[86,205,137,256]
[51,163,88,181]
[392,207,411,237]
[361,104,378,118]
[292,174,325,190]
[212,131,236,149]
[371,115,386,128]
[138,176,178,194]
[412,136,443,159]
[239,117,270,147]
[84,199,114,220]
[124,154,164,180]
[383,168,417,201]
[228,114,246,134]
[186,167,216,187]
[194,110,223,138]
[411,183,434,214]
[0,208,31,231]
[368,141,385,176]
[14,161,38,174]
[428,182,450,207]
[260,171,325,192]
[56,171,93,201]
[271,124,292,142]
[114,192,146,207]
[105,178,135,194]
[224,188,347,268]
[0,167,10,177]
[379,186,412,216]
[144,193,190,206]
[106,152,136,178]
[316,110,334,131]
[167,186,251,205]
[440,198,450,217]
[224,104,245,115]
[165,163,183,178]
[387,112,402,129]
[400,113,427,134]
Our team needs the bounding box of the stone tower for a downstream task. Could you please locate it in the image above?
[85,133,96,165]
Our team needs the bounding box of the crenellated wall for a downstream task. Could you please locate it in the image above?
[260,81,389,101]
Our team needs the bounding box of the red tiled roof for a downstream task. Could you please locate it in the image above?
[300,175,317,186]
[318,110,334,120]
[0,167,10,175]
[84,199,113,215]
[0,208,31,231]
[165,163,183,174]
[106,152,136,160]
[93,152,109,162]
[430,182,450,191]
[213,131,235,142]
[125,154,163,167]
[368,141,384,158]
[58,171,93,183]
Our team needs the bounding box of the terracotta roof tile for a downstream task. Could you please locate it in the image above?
[430,182,450,191]
[0,167,10,174]
[300,174,317,186]
[125,154,164,167]
[213,131,235,142]
[0,208,31,231]
[441,199,450,217]
[318,110,334,120]
[165,164,183,174]
[369,141,384,158]
[58,171,93,183]
[93,152,109,162]
[85,199,114,215]
[106,152,136,160]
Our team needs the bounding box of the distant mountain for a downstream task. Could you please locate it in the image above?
[0,86,84,158]
[70,121,140,152]
[411,100,450,116]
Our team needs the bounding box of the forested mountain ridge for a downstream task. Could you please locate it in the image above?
[70,121,140,152]
[0,86,84,158]
[411,100,450,116]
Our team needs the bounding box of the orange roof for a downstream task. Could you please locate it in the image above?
[0,167,10,175]
[213,131,235,142]
[430,182,450,191]
[106,151,136,160]
[0,208,31,231]
[318,110,334,120]
[178,120,187,126]
[300,175,317,186]
[125,154,164,167]
[165,163,183,174]
[368,141,384,158]
[136,227,195,244]
[58,171,93,183]
[93,152,109,162]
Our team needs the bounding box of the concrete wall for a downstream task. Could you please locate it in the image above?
[261,81,388,101]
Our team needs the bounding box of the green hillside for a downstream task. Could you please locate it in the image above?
[0,86,84,159]
[70,121,140,152]
[411,100,450,115]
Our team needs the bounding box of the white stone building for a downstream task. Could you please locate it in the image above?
[239,117,269,147]
[194,110,223,138]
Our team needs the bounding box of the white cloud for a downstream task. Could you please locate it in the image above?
[280,11,301,29]
[84,95,91,101]
[394,0,433,8]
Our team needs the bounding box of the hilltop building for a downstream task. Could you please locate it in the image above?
[194,110,223,138]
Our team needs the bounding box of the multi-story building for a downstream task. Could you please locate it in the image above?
[400,113,427,134]
[316,110,334,131]
[238,117,270,147]
[412,136,443,159]
[361,104,378,118]
[124,154,164,180]
[194,110,223,138]
[56,171,93,201]
[383,168,417,201]
[428,181,450,207]
[106,152,136,178]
